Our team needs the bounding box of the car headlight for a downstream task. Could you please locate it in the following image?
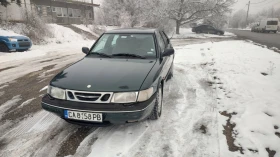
[111,87,154,103]
[111,92,138,103]
[8,38,17,42]
[137,87,154,102]
[47,86,66,100]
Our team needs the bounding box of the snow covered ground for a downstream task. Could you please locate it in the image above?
[0,34,280,157]
[173,28,236,39]
[0,24,93,85]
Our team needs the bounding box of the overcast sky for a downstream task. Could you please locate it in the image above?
[232,0,280,14]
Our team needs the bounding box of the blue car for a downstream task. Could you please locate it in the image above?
[0,35,32,52]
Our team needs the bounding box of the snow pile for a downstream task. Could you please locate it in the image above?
[176,40,280,157]
[72,24,99,37]
[172,28,235,39]
[47,24,86,43]
[0,28,23,36]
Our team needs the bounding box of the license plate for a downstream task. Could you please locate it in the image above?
[64,110,102,122]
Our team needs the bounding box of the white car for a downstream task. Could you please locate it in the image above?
[258,18,279,33]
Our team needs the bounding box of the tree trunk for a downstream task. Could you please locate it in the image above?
[176,20,180,34]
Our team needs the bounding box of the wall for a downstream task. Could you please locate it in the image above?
[0,0,31,22]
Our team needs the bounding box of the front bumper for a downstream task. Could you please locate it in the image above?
[41,93,156,125]
[6,41,32,51]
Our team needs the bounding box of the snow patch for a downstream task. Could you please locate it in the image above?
[0,95,21,118]
[0,28,22,36]
[40,86,48,92]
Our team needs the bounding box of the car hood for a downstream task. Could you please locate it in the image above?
[51,57,157,92]
[7,36,30,40]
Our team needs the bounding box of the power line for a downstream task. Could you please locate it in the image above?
[251,0,269,4]
[251,0,268,4]
[251,0,276,7]
[246,1,250,25]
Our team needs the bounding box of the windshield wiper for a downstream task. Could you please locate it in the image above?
[90,52,112,58]
[112,53,146,59]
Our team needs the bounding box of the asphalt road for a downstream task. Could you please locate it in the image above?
[227,29,280,49]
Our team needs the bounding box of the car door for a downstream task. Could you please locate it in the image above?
[156,31,172,80]
[200,25,208,33]
[206,25,215,34]
[160,31,174,78]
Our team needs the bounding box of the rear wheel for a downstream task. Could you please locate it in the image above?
[0,43,9,52]
[149,84,163,120]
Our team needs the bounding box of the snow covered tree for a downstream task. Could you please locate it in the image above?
[229,9,247,28]
[203,14,228,29]
[99,0,173,33]
[167,0,235,34]
[0,0,21,7]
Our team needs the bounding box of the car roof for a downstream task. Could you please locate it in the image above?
[105,28,157,34]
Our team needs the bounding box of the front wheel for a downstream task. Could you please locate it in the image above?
[149,84,163,120]
[0,43,9,52]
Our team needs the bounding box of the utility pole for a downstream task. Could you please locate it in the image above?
[24,0,28,21]
[246,1,250,26]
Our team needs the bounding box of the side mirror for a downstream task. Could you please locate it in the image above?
[82,47,89,54]
[162,48,174,57]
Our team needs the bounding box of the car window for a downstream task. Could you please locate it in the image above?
[155,31,165,53]
[93,35,109,52]
[267,21,278,25]
[91,33,156,58]
[207,26,214,29]
[160,31,168,46]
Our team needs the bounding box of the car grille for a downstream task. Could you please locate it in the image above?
[18,41,31,47]
[66,90,113,103]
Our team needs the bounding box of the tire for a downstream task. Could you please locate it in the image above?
[0,43,9,52]
[149,84,163,120]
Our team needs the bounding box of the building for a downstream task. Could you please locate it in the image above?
[0,0,100,24]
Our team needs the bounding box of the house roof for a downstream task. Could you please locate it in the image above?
[53,0,100,7]
[106,28,157,34]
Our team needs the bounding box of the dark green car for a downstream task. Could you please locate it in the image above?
[41,28,174,125]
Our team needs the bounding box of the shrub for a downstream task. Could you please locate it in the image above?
[20,10,53,44]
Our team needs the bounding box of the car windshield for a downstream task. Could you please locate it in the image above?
[90,33,156,58]
[267,21,278,25]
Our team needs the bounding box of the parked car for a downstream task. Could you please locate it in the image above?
[192,25,225,35]
[41,28,175,125]
[258,18,279,33]
[0,35,32,52]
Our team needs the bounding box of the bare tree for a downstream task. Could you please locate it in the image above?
[167,0,235,34]
[203,14,228,29]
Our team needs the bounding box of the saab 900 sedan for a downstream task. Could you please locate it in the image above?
[41,28,174,125]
